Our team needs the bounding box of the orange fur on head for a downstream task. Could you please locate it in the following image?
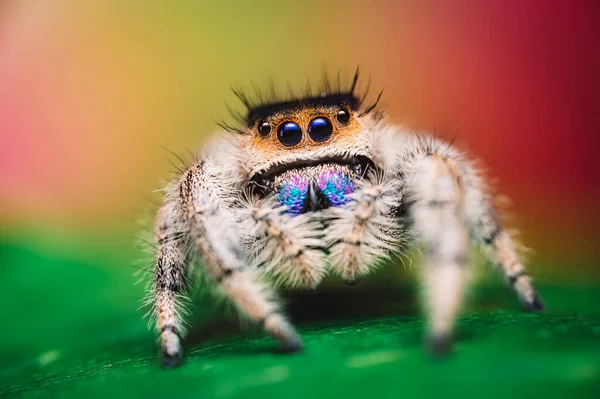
[247,104,361,151]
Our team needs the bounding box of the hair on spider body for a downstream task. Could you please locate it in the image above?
[146,68,544,368]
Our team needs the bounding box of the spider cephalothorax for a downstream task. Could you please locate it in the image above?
[242,92,381,215]
[148,70,544,368]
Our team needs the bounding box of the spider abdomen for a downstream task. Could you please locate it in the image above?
[275,164,357,215]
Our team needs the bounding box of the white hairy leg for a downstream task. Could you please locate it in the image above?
[389,133,544,353]
[464,186,544,310]
[325,175,401,284]
[178,159,301,359]
[153,199,192,368]
[243,197,327,289]
[399,135,544,310]
[405,153,470,354]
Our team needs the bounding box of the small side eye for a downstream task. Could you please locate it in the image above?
[277,121,303,147]
[336,108,350,124]
[258,120,271,136]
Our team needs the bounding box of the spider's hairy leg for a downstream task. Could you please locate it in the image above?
[406,154,470,355]
[325,176,400,285]
[246,198,327,289]
[466,194,544,311]
[180,162,302,355]
[153,201,191,368]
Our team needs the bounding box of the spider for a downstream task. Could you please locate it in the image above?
[149,70,544,368]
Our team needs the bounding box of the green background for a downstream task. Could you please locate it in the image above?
[1,228,599,398]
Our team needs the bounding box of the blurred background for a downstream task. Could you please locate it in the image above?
[1,0,599,395]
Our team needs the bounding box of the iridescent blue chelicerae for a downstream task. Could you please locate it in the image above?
[273,164,357,215]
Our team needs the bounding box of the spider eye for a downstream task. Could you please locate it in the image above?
[258,120,271,136]
[308,117,333,142]
[277,122,302,147]
[336,108,350,124]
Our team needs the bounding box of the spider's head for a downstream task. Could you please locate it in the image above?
[222,70,384,213]
[230,73,382,181]
[244,94,373,177]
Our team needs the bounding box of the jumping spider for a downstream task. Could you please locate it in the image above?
[149,71,544,368]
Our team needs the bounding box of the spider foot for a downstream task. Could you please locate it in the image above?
[277,331,303,353]
[160,329,183,368]
[160,346,183,369]
[522,291,545,312]
[427,333,452,357]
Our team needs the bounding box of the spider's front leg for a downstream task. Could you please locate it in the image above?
[325,177,401,285]
[245,198,327,289]
[179,163,301,357]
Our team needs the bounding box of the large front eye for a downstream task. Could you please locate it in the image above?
[277,122,302,147]
[308,117,333,142]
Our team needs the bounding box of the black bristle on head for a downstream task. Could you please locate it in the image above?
[360,89,384,117]
[215,118,244,134]
[303,77,313,98]
[322,67,332,94]
[350,66,360,95]
[286,81,297,102]
[251,81,264,104]
[231,87,249,108]
[359,74,371,104]
[220,67,384,133]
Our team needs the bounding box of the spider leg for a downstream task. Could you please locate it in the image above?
[466,193,544,311]
[153,201,191,368]
[406,154,470,355]
[325,176,401,284]
[395,133,544,353]
[245,198,327,289]
[179,162,302,356]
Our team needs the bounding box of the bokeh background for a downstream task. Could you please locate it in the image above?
[1,1,599,397]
